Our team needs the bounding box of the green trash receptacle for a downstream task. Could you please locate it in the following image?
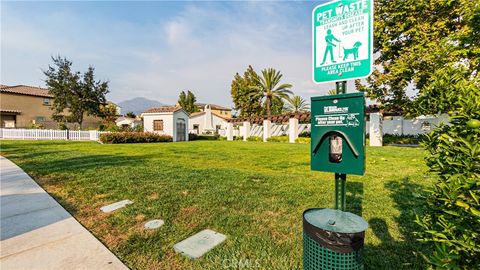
[303,208,368,270]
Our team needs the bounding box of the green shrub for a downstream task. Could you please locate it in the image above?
[134,124,144,132]
[100,132,172,144]
[383,134,423,145]
[266,136,288,143]
[188,133,198,141]
[299,131,311,137]
[189,134,220,141]
[295,137,310,144]
[415,67,480,269]
[247,136,263,142]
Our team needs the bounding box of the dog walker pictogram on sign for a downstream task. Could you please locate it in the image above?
[312,0,373,83]
[310,92,365,175]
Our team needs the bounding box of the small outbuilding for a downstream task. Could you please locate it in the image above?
[189,104,229,135]
[115,116,142,129]
[141,106,189,142]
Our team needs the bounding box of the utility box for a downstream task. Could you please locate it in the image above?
[310,92,365,175]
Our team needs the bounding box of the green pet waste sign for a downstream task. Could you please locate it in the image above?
[311,92,365,175]
[312,0,373,83]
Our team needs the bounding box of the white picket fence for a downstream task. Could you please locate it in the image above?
[0,128,106,141]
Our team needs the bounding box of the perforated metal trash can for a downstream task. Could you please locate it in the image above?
[303,208,368,270]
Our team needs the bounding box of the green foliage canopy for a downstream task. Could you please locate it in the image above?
[44,56,109,128]
[415,65,480,268]
[357,0,480,114]
[285,95,310,113]
[231,65,263,117]
[231,66,293,117]
[253,68,293,116]
[177,90,199,114]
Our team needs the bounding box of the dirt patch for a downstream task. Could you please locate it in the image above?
[148,192,159,200]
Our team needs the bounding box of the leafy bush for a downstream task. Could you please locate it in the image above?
[99,124,120,132]
[299,131,311,137]
[134,124,143,132]
[189,134,220,141]
[295,137,310,144]
[247,136,263,142]
[415,66,480,269]
[188,133,198,141]
[58,123,68,130]
[100,132,172,144]
[383,134,423,145]
[266,136,288,143]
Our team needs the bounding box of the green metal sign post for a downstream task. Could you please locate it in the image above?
[312,0,373,84]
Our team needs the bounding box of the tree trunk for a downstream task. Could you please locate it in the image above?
[266,97,271,116]
[78,113,84,130]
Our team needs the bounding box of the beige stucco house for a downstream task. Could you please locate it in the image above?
[195,103,232,118]
[0,84,106,129]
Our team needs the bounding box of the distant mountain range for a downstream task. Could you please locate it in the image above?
[117,97,167,115]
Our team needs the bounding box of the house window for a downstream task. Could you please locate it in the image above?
[36,116,46,123]
[153,120,164,131]
[193,124,199,130]
[43,98,51,106]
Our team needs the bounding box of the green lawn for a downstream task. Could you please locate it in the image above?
[0,140,434,269]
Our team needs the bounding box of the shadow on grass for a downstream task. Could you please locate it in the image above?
[4,153,155,217]
[346,181,363,216]
[365,177,431,269]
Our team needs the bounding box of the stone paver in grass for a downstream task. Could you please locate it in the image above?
[144,219,164,230]
[174,229,227,259]
[100,200,133,213]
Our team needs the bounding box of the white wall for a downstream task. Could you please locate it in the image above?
[366,114,449,135]
[143,113,174,137]
[189,113,227,134]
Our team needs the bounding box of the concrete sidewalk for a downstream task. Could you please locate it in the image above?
[0,156,128,270]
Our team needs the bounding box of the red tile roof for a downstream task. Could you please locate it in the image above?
[144,106,183,113]
[0,109,22,114]
[0,85,53,98]
[189,111,205,117]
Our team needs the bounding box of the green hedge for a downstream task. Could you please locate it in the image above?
[100,132,172,144]
[189,134,220,141]
[266,136,288,143]
[247,136,263,142]
[295,137,310,144]
[383,134,422,145]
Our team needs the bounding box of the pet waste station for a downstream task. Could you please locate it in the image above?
[304,0,373,269]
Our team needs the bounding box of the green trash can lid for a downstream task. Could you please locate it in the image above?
[304,208,368,233]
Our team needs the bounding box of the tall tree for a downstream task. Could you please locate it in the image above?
[252,68,293,116]
[177,90,198,114]
[44,56,109,128]
[100,103,119,126]
[327,89,337,96]
[357,0,479,115]
[286,95,310,113]
[231,65,263,117]
[125,112,136,118]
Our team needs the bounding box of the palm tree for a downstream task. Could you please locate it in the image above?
[286,95,310,113]
[327,89,337,95]
[252,68,293,116]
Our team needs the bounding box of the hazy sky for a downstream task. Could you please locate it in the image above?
[1,0,353,106]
